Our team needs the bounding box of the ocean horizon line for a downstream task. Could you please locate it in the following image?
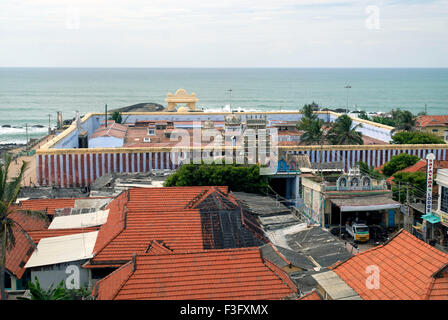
[2,66,448,70]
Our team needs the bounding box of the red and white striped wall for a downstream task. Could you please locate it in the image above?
[35,152,186,187]
[35,147,448,187]
[287,147,448,173]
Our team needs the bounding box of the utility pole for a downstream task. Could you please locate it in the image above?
[25,123,29,151]
[228,89,232,110]
[406,183,410,211]
[344,85,351,114]
[48,114,51,134]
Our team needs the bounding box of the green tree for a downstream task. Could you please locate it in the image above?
[164,163,269,194]
[111,111,122,124]
[381,153,420,177]
[299,118,327,146]
[358,111,370,121]
[297,104,319,131]
[392,109,416,133]
[0,155,48,300]
[326,114,364,145]
[391,131,445,145]
[18,277,92,300]
[391,171,427,203]
[371,116,396,127]
[357,161,384,180]
[19,277,70,300]
[296,103,328,149]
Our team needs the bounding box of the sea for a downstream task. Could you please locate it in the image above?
[1,68,447,145]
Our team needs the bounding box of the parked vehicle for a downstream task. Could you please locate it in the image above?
[330,226,348,239]
[370,225,388,243]
[345,222,370,243]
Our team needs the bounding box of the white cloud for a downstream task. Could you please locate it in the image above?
[0,0,447,67]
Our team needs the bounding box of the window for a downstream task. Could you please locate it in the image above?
[433,129,439,133]
[5,272,12,289]
[441,186,448,214]
[148,129,155,135]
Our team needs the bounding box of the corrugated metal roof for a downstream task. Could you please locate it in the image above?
[25,231,99,268]
[48,210,109,229]
[330,196,400,212]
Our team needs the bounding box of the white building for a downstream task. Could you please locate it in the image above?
[88,121,127,148]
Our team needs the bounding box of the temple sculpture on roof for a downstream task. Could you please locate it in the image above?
[165,88,198,112]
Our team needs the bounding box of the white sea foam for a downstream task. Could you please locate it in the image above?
[0,138,27,145]
[202,105,262,113]
[0,126,48,135]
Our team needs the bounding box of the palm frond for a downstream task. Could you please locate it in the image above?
[6,160,28,207]
[10,219,39,252]
[0,201,9,218]
[5,222,16,251]
[0,154,13,201]
[14,209,48,222]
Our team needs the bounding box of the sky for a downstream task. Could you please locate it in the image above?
[0,0,447,67]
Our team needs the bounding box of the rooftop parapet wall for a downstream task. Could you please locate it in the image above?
[36,143,448,155]
[35,145,448,188]
[40,110,393,151]
[41,113,102,150]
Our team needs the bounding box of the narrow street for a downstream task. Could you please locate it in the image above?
[7,134,55,186]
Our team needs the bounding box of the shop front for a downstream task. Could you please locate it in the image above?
[329,195,401,228]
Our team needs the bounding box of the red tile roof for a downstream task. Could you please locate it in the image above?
[425,266,448,300]
[86,186,262,268]
[90,122,128,139]
[93,247,297,300]
[331,229,448,300]
[387,160,448,184]
[87,187,211,267]
[92,260,134,300]
[90,191,128,261]
[145,241,173,255]
[16,198,76,215]
[298,290,322,300]
[15,197,111,216]
[2,211,49,278]
[417,115,448,128]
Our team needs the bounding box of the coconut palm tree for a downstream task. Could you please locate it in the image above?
[326,114,364,145]
[297,104,319,131]
[300,119,327,146]
[392,110,416,133]
[299,118,328,176]
[0,154,47,300]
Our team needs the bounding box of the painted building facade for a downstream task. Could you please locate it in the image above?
[301,169,401,228]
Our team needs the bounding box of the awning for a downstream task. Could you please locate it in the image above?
[330,196,401,212]
[422,213,441,224]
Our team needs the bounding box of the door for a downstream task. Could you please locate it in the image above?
[388,209,395,227]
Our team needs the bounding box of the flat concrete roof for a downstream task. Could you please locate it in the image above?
[312,270,362,300]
